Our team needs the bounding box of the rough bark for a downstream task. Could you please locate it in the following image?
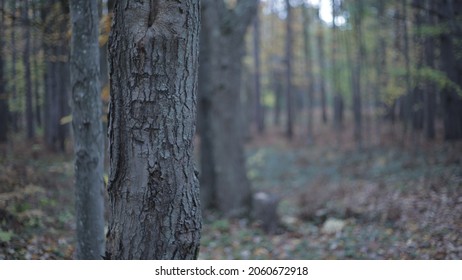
[69,0,105,259]
[198,0,257,217]
[106,0,201,259]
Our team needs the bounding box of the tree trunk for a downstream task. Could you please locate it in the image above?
[302,3,314,144]
[10,0,18,132]
[375,0,387,144]
[198,0,257,217]
[32,2,42,128]
[69,0,105,260]
[423,0,436,140]
[253,7,264,134]
[316,11,327,124]
[106,0,202,259]
[42,0,70,151]
[285,0,294,139]
[332,0,343,130]
[440,0,462,140]
[23,0,35,140]
[0,0,8,143]
[352,0,364,149]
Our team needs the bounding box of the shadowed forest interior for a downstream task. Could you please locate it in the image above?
[0,0,461,259]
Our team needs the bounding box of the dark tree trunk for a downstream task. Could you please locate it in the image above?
[198,0,257,217]
[253,7,264,134]
[374,0,387,143]
[332,0,343,130]
[32,2,41,128]
[440,0,462,140]
[352,0,364,149]
[423,0,436,140]
[0,0,8,143]
[10,0,18,132]
[106,0,202,259]
[23,0,35,139]
[302,3,314,144]
[316,11,327,124]
[285,0,294,139]
[69,0,105,259]
[42,0,70,151]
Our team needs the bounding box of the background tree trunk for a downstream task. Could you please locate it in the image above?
[69,0,105,260]
[23,0,35,140]
[42,0,70,152]
[332,0,343,131]
[253,7,264,134]
[198,0,257,217]
[106,0,202,259]
[302,3,314,144]
[316,10,327,124]
[285,0,294,139]
[0,0,8,143]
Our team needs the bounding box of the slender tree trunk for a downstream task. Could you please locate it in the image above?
[198,0,257,217]
[402,0,413,141]
[23,0,35,139]
[10,0,18,131]
[423,0,436,139]
[32,2,41,128]
[253,7,264,134]
[106,0,202,259]
[332,0,343,131]
[285,0,294,139]
[69,0,105,259]
[352,0,364,149]
[302,3,314,144]
[316,10,327,124]
[0,0,8,143]
[375,0,387,144]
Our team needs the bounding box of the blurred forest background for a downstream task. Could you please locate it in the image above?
[0,0,461,259]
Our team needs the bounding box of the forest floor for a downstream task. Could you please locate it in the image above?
[0,122,461,259]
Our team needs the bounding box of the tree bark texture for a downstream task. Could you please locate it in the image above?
[198,0,257,217]
[107,0,201,259]
[69,0,105,259]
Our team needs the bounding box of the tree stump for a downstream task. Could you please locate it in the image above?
[252,191,281,234]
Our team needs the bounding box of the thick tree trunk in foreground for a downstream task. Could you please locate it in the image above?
[106,0,201,259]
[198,0,257,217]
[69,0,105,259]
